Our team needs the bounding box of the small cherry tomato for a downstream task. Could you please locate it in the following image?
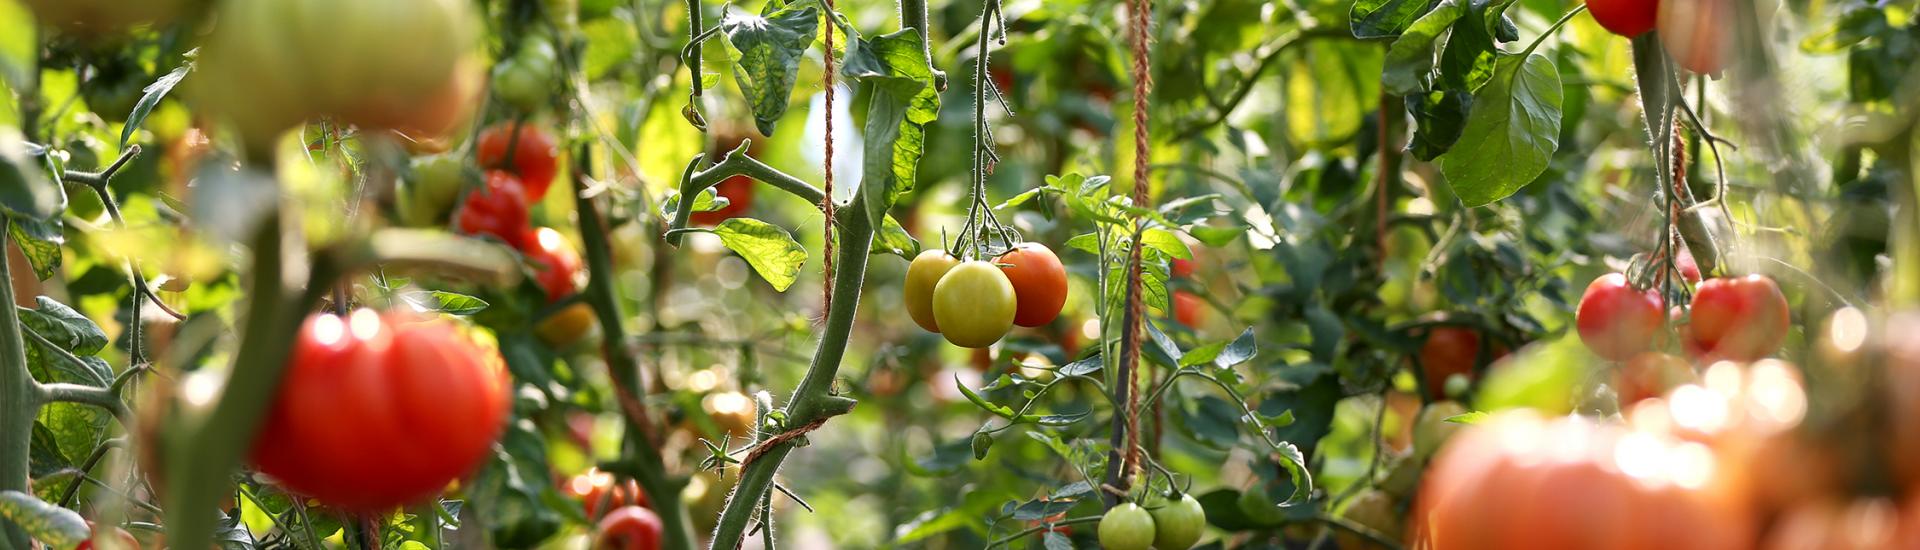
[1150,494,1207,550]
[1097,502,1156,550]
[476,123,561,200]
[1336,489,1402,550]
[593,505,663,550]
[1685,274,1790,362]
[691,175,756,226]
[523,227,583,302]
[1576,273,1666,361]
[998,243,1068,328]
[456,171,532,248]
[905,249,961,333]
[932,261,1017,348]
[566,468,649,521]
[492,41,557,112]
[1586,0,1659,37]
[1173,291,1204,328]
[536,302,597,349]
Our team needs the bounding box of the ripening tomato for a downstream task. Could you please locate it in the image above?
[457,171,533,248]
[1881,313,1920,490]
[931,261,1017,348]
[1674,246,1702,284]
[1097,503,1156,550]
[593,506,664,550]
[566,469,649,521]
[1685,275,1790,362]
[1151,494,1207,550]
[691,175,756,226]
[396,153,471,227]
[252,310,510,511]
[999,243,1068,327]
[74,522,139,550]
[905,250,960,333]
[1171,257,1195,279]
[1615,352,1694,407]
[1577,273,1666,361]
[1417,325,1490,400]
[493,40,558,112]
[1173,291,1204,328]
[536,302,597,349]
[1335,489,1401,550]
[477,123,562,200]
[1658,0,1735,75]
[524,227,582,302]
[1586,0,1659,36]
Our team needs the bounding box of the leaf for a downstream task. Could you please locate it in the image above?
[1187,225,1243,247]
[0,130,66,221]
[660,188,726,218]
[872,214,922,260]
[1214,328,1258,368]
[846,29,939,233]
[1058,354,1102,377]
[1139,229,1192,260]
[1042,531,1073,550]
[1063,233,1100,255]
[1406,87,1473,161]
[970,431,994,460]
[0,490,89,547]
[1144,321,1183,369]
[398,290,490,315]
[1350,0,1442,39]
[1445,411,1490,424]
[720,6,819,136]
[1381,0,1463,95]
[1438,52,1562,206]
[121,60,193,149]
[9,216,61,280]
[709,218,808,292]
[19,297,108,358]
[993,188,1043,211]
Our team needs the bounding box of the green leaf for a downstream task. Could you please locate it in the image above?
[720,6,819,136]
[846,29,939,232]
[1350,0,1441,39]
[1058,354,1102,377]
[0,490,88,547]
[1439,53,1562,207]
[1187,225,1243,247]
[1381,0,1463,95]
[9,216,61,281]
[1144,321,1183,368]
[970,431,993,460]
[1214,328,1258,368]
[1445,411,1490,424]
[0,130,66,221]
[1139,229,1192,260]
[1063,232,1100,255]
[660,188,727,218]
[121,60,193,149]
[398,290,490,315]
[872,214,922,260]
[19,297,108,358]
[710,218,808,292]
[993,188,1044,211]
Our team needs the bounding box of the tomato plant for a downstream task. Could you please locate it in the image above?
[457,171,534,248]
[1577,273,1667,361]
[1684,275,1791,362]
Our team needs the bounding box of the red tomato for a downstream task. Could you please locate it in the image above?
[1170,257,1194,279]
[251,310,511,511]
[1418,326,1488,401]
[74,523,139,550]
[999,243,1068,328]
[523,227,582,302]
[1576,273,1666,361]
[456,171,532,249]
[1658,0,1734,75]
[1674,247,1702,284]
[566,469,649,521]
[593,506,664,550]
[1586,0,1659,36]
[1685,275,1790,362]
[690,175,756,226]
[1614,352,1694,407]
[477,123,561,200]
[1173,291,1203,328]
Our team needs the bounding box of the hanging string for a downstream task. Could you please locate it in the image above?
[822,0,837,312]
[1121,0,1153,481]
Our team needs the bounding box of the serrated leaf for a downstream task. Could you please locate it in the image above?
[19,297,107,358]
[9,216,61,280]
[1011,499,1078,521]
[399,290,490,315]
[1439,53,1562,207]
[845,29,938,231]
[1381,0,1463,95]
[708,218,808,291]
[1063,233,1100,255]
[0,131,65,220]
[721,6,818,136]
[661,188,726,219]
[993,188,1043,211]
[1139,229,1192,260]
[121,60,193,149]
[0,490,89,547]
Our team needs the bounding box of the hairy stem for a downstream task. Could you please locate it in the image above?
[0,216,34,550]
[1632,35,1722,275]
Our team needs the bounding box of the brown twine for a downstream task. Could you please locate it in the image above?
[821,1,838,313]
[739,415,834,467]
[1121,0,1153,481]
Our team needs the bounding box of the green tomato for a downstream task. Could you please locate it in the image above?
[1150,494,1205,549]
[491,43,555,112]
[931,260,1017,348]
[396,154,470,227]
[904,249,959,333]
[1098,503,1156,550]
[1413,400,1468,461]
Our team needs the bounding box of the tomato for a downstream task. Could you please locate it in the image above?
[493,40,558,112]
[74,522,139,550]
[1658,0,1735,75]
[593,505,663,550]
[477,123,563,200]
[1150,493,1206,550]
[523,227,583,302]
[1674,246,1702,284]
[1173,291,1204,328]
[1097,502,1156,550]
[1171,257,1195,279]
[456,171,533,249]
[536,302,597,348]
[194,0,480,146]
[904,249,960,333]
[251,310,510,511]
[1336,489,1401,550]
[931,261,1017,348]
[998,243,1068,328]
[1576,273,1666,361]
[1764,499,1902,550]
[1413,400,1468,461]
[396,153,471,227]
[702,390,758,437]
[690,175,756,226]
[1586,0,1659,37]
[1417,325,1488,400]
[1882,313,1920,490]
[1614,352,1694,407]
[566,468,649,521]
[1683,275,1789,362]
[22,0,184,33]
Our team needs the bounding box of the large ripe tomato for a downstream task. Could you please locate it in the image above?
[456,171,533,249]
[524,227,583,302]
[1586,0,1659,37]
[1685,275,1790,362]
[690,175,756,226]
[1614,352,1694,407]
[1658,0,1735,75]
[1097,503,1156,550]
[931,261,1017,348]
[998,243,1068,328]
[535,302,597,349]
[396,153,471,227]
[1881,313,1920,489]
[593,506,664,550]
[1417,325,1487,400]
[1150,494,1207,550]
[251,310,510,511]
[904,249,960,333]
[1576,273,1666,361]
[477,123,562,200]
[566,469,649,521]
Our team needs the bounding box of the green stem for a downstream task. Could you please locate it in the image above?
[1632,34,1722,276]
[0,216,34,550]
[35,382,130,425]
[668,144,826,246]
[1891,129,1919,308]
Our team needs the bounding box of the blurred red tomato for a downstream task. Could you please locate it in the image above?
[1685,275,1790,362]
[1615,353,1695,407]
[566,468,649,521]
[691,175,755,226]
[477,123,562,200]
[1577,273,1666,361]
[456,171,532,248]
[593,506,663,550]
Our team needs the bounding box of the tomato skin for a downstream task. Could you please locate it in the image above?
[476,123,562,200]
[1658,0,1737,75]
[1097,503,1156,550]
[1170,257,1194,279]
[1586,0,1659,37]
[536,302,597,348]
[1418,326,1484,400]
[456,172,533,249]
[523,227,583,302]
[905,250,961,333]
[566,469,649,521]
[1576,273,1666,361]
[690,175,756,226]
[593,506,664,550]
[1173,291,1204,328]
[931,261,1017,348]
[1615,352,1694,407]
[1685,275,1790,362]
[999,243,1068,328]
[493,41,558,112]
[1150,494,1207,550]
[251,310,510,512]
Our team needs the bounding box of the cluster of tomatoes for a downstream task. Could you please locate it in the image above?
[1576,267,1792,396]
[1587,0,1740,74]
[561,468,664,550]
[904,243,1068,348]
[1095,494,1207,550]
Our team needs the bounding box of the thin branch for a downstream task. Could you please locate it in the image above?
[35,381,130,425]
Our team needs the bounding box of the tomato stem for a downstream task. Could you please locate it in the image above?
[0,214,37,550]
